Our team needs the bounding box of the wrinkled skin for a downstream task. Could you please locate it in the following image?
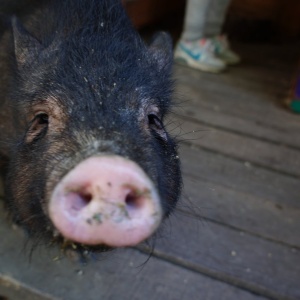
[0,0,181,252]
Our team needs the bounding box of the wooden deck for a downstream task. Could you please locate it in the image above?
[1,43,300,300]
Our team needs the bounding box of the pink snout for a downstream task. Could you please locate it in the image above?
[49,156,162,247]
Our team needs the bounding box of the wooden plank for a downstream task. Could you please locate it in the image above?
[151,213,300,300]
[0,207,268,300]
[173,103,300,150]
[172,45,300,150]
[175,58,294,96]
[173,65,300,134]
[181,175,300,247]
[173,118,300,178]
[216,66,291,95]
[174,67,288,102]
[174,72,299,130]
[0,276,53,300]
[179,144,300,209]
[169,42,300,250]
[227,44,299,69]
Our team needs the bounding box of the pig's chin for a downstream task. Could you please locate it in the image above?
[48,155,163,247]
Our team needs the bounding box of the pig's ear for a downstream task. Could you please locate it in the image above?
[12,16,42,68]
[149,32,173,72]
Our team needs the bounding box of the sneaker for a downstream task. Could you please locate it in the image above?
[174,39,226,73]
[211,35,241,65]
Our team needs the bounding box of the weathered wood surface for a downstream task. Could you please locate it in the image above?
[146,212,300,300]
[173,43,300,151]
[0,205,268,300]
[175,119,300,177]
[181,172,300,247]
[1,43,300,300]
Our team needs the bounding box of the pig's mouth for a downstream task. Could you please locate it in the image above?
[48,155,163,249]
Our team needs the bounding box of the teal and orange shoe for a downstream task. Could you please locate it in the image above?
[211,35,241,65]
[174,39,226,73]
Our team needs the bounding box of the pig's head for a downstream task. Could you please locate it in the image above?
[4,4,181,253]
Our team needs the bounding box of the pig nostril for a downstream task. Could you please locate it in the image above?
[80,192,92,204]
[125,193,142,210]
[67,191,92,215]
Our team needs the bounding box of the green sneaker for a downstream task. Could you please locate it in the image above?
[174,39,226,73]
[211,35,241,65]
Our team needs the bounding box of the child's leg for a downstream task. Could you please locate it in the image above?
[181,0,211,41]
[204,0,231,37]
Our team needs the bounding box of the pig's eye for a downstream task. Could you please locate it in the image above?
[35,113,49,125]
[26,113,49,143]
[148,114,163,130]
[148,113,167,140]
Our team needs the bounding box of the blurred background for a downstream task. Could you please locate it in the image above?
[124,0,300,41]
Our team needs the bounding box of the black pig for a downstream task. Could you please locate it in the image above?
[0,0,181,252]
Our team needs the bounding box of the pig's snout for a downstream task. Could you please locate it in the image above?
[49,156,162,247]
